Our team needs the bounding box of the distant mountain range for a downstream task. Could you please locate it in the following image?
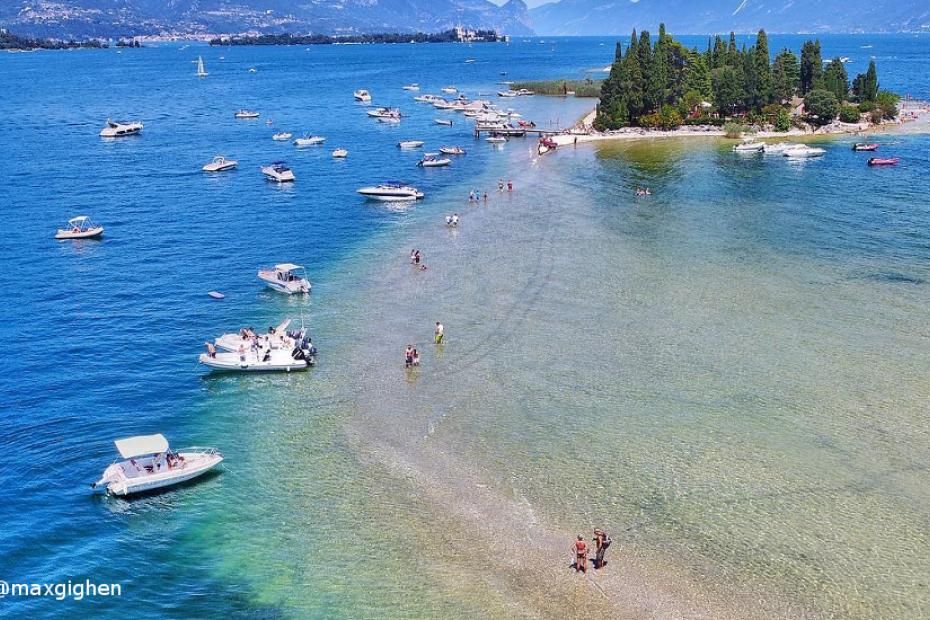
[529,0,930,36]
[0,0,533,39]
[2,0,928,39]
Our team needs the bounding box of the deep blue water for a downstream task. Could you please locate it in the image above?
[0,34,928,618]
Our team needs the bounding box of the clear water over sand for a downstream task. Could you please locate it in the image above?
[2,36,929,619]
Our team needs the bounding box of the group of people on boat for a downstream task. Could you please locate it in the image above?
[128,451,186,474]
[572,528,612,573]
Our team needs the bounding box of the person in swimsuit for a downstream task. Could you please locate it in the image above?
[573,535,588,573]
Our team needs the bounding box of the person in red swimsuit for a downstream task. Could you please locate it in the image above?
[573,534,588,573]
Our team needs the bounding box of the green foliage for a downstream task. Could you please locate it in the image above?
[724,122,748,138]
[774,108,792,132]
[512,79,602,97]
[659,104,683,129]
[804,89,838,125]
[852,60,879,102]
[0,30,108,50]
[212,30,503,46]
[875,90,900,119]
[799,40,823,94]
[858,100,876,113]
[823,58,849,102]
[595,26,886,130]
[838,105,860,123]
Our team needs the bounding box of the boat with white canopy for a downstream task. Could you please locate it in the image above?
[92,434,223,496]
[55,215,104,240]
[202,155,237,172]
[99,119,143,138]
[257,263,310,294]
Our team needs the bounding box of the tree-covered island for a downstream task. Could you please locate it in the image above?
[595,25,899,133]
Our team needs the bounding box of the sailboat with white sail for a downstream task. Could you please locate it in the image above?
[196,56,208,77]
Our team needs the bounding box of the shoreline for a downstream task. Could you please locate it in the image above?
[552,104,930,147]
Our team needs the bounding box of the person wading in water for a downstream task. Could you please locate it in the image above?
[593,529,612,569]
[572,535,588,573]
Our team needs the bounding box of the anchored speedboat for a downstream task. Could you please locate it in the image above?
[261,161,295,182]
[272,131,292,141]
[439,146,466,155]
[367,107,401,119]
[354,89,372,102]
[257,263,310,294]
[784,145,826,158]
[418,155,451,167]
[99,119,143,137]
[357,183,424,202]
[398,140,425,149]
[293,135,325,147]
[202,155,237,172]
[234,109,260,119]
[92,434,222,496]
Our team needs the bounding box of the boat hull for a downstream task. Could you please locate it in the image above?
[199,352,312,372]
[56,227,104,240]
[101,452,223,496]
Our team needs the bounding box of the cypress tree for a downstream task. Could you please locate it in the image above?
[772,48,799,102]
[753,30,773,108]
[799,40,823,94]
[823,58,849,102]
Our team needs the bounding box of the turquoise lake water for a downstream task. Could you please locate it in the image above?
[1,35,929,618]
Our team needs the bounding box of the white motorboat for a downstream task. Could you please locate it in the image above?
[435,118,454,126]
[439,146,466,155]
[762,142,802,154]
[99,119,143,137]
[433,100,456,110]
[378,116,401,124]
[486,136,507,144]
[202,155,238,172]
[92,434,222,496]
[272,131,292,141]
[441,86,458,94]
[293,135,325,147]
[354,89,372,102]
[257,263,310,294]
[398,140,424,149]
[196,55,208,77]
[357,183,424,202]
[784,145,826,158]
[214,319,316,358]
[402,84,420,91]
[55,215,104,240]
[413,94,443,103]
[498,90,519,97]
[234,109,260,119]
[200,343,314,372]
[261,161,295,182]
[733,141,765,152]
[418,156,451,167]
[367,107,401,119]
[332,148,348,158]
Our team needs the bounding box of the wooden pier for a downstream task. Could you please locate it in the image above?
[473,126,561,139]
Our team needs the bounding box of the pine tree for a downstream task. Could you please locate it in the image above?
[683,50,712,100]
